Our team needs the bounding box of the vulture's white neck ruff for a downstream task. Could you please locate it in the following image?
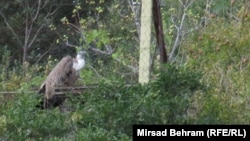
[73,52,85,71]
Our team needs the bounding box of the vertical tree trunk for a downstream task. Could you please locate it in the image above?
[138,0,152,84]
[23,46,28,65]
[153,0,168,63]
[22,45,29,76]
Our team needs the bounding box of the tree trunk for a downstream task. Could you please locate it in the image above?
[138,0,152,84]
[23,46,28,65]
[153,0,168,63]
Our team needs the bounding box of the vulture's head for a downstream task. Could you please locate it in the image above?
[76,51,86,59]
[73,51,86,71]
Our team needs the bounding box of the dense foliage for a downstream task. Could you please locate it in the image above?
[1,0,250,140]
[0,65,206,140]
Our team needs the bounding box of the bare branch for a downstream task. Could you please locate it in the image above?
[65,40,78,48]
[227,13,241,22]
[182,26,199,36]
[24,15,30,49]
[28,24,45,48]
[127,0,141,39]
[32,0,41,23]
[41,0,49,9]
[205,0,214,12]
[35,44,55,64]
[178,0,184,7]
[186,0,195,9]
[113,57,138,73]
[68,23,82,33]
[88,47,114,55]
[87,65,102,78]
[104,44,115,54]
[169,0,196,63]
[0,11,22,47]
[169,11,187,62]
[46,2,60,17]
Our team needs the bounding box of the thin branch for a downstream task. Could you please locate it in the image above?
[0,11,22,47]
[41,0,49,9]
[227,13,241,22]
[186,0,195,9]
[169,11,187,62]
[65,40,78,48]
[182,26,199,36]
[32,0,41,23]
[127,0,141,39]
[113,57,138,73]
[205,0,214,12]
[178,0,184,7]
[35,44,55,64]
[89,47,114,55]
[169,0,196,63]
[104,44,115,54]
[87,65,102,78]
[28,24,45,48]
[46,3,60,17]
[68,23,81,32]
[24,14,30,49]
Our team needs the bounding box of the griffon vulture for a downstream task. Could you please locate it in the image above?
[37,51,86,109]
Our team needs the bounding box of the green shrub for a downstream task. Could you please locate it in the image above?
[182,16,250,124]
[72,65,206,136]
[1,92,69,140]
[0,64,209,140]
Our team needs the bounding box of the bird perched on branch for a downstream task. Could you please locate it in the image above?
[37,51,86,109]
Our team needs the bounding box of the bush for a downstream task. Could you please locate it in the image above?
[1,92,69,140]
[0,64,207,140]
[72,64,206,136]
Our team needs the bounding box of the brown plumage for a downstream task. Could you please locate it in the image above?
[38,52,85,109]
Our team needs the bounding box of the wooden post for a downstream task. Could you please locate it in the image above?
[139,0,152,84]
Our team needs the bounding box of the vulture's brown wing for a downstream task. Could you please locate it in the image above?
[38,55,75,99]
